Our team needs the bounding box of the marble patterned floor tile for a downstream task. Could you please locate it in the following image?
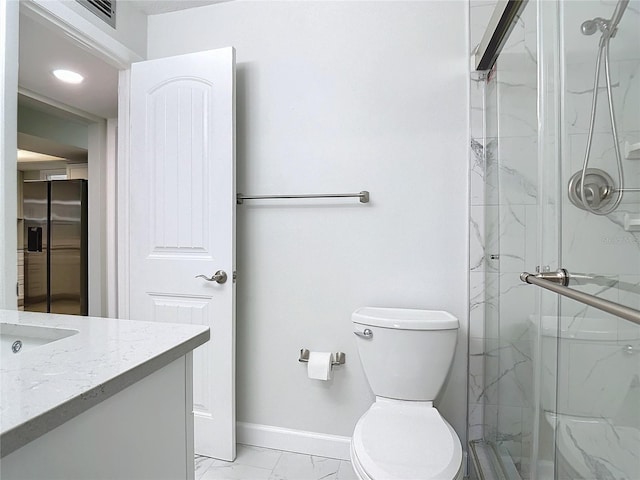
[209,458,235,468]
[234,445,283,470]
[196,455,217,480]
[337,460,357,480]
[201,463,273,480]
[269,451,341,480]
[196,445,348,480]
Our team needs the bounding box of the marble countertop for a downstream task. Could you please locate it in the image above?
[0,309,209,457]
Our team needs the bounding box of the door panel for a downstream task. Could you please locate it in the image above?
[127,47,236,460]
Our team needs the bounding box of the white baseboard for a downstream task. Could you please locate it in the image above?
[236,422,351,461]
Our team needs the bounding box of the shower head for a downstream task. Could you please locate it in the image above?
[581,18,604,35]
[580,0,630,38]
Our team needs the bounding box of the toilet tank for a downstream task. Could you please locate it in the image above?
[352,307,459,401]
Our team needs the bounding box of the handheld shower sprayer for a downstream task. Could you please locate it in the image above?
[570,0,630,215]
[610,0,630,30]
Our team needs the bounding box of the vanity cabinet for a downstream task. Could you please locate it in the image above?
[1,355,195,480]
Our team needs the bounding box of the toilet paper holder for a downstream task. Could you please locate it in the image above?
[299,349,346,366]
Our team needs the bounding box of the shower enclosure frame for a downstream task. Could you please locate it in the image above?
[468,0,640,478]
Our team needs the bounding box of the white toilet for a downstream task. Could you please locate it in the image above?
[350,307,463,480]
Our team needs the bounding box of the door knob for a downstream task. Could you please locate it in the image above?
[196,270,228,284]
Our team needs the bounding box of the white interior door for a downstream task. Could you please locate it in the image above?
[125,47,236,461]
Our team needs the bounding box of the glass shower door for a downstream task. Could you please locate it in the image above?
[547,1,640,478]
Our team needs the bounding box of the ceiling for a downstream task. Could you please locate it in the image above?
[19,13,119,119]
[128,1,226,16]
[18,1,227,120]
[17,1,227,168]
[17,148,69,172]
[18,131,88,163]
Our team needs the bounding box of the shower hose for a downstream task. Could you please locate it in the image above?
[579,32,625,215]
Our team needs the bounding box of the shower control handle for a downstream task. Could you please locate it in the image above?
[583,184,602,208]
[196,270,228,284]
[354,328,373,339]
[568,169,615,213]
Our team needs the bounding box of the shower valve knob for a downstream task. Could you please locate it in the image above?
[568,169,615,213]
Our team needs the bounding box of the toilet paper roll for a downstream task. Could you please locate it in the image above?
[307,352,333,381]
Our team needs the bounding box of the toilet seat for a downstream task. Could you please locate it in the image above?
[351,400,462,480]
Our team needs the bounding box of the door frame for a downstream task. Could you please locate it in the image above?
[5,1,141,316]
[20,0,142,70]
[18,87,114,317]
[116,69,131,317]
[0,0,19,309]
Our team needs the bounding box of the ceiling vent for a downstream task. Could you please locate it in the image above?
[77,0,116,28]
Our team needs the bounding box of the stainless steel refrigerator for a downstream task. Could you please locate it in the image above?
[23,180,88,315]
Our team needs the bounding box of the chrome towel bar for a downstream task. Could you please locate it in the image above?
[237,191,369,205]
[520,271,640,326]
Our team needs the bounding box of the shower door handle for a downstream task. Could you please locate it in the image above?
[523,269,569,286]
[196,270,228,284]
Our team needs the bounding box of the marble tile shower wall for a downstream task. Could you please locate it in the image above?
[561,40,640,319]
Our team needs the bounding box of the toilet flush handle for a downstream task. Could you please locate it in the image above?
[354,328,373,339]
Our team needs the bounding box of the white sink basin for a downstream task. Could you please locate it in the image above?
[0,323,78,359]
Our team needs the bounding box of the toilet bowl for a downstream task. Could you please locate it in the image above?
[351,307,462,480]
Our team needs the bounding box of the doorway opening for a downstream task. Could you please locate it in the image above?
[15,7,119,316]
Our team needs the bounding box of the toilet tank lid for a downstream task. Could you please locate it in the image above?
[352,307,458,330]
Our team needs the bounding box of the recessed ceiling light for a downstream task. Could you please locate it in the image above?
[52,69,84,84]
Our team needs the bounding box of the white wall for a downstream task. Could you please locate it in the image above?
[18,104,89,149]
[59,0,147,60]
[148,0,469,446]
